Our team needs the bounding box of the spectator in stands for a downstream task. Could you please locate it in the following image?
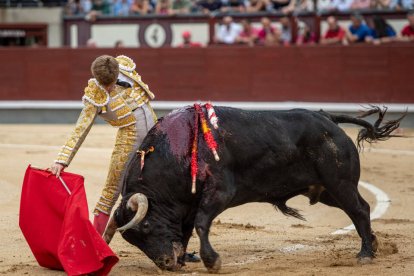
[246,0,267,12]
[351,0,371,9]
[86,38,98,47]
[369,16,396,44]
[399,11,414,41]
[320,16,347,45]
[257,17,280,46]
[85,0,111,21]
[295,0,315,12]
[236,20,259,46]
[177,31,203,47]
[371,0,391,9]
[265,0,291,12]
[130,0,151,14]
[347,13,372,43]
[114,40,125,47]
[296,22,316,45]
[155,0,173,14]
[216,16,242,44]
[113,0,131,16]
[279,16,292,45]
[197,0,223,14]
[389,0,413,9]
[221,0,246,12]
[330,0,353,11]
[317,0,333,11]
[65,0,92,15]
[172,0,192,14]
[92,0,112,14]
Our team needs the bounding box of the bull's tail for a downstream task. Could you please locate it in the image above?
[319,105,406,151]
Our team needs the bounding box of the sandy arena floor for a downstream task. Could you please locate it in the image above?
[0,125,413,275]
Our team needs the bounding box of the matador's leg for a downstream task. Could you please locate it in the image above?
[94,124,138,216]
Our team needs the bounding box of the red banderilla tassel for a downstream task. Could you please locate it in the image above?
[191,105,200,194]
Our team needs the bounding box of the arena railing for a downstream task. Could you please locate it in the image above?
[63,10,410,47]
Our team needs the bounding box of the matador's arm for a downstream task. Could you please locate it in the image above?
[54,101,99,166]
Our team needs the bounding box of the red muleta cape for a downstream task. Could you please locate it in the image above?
[19,165,118,275]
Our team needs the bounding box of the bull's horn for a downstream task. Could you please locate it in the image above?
[117,193,148,232]
[103,215,117,244]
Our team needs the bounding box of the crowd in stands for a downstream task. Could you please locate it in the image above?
[212,11,414,46]
[65,0,414,17]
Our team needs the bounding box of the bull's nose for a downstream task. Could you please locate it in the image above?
[161,257,180,271]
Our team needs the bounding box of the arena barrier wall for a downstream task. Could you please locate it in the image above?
[0,46,413,103]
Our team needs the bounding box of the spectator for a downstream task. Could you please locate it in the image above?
[85,0,111,21]
[177,31,203,47]
[370,16,396,44]
[317,0,333,11]
[295,0,314,12]
[258,17,280,46]
[320,16,347,45]
[390,0,413,10]
[236,19,259,46]
[351,0,371,9]
[113,0,131,16]
[246,0,267,12]
[296,22,316,45]
[265,0,291,12]
[91,0,112,14]
[65,0,92,15]
[114,40,125,47]
[130,0,151,14]
[371,0,391,9]
[399,11,414,41]
[330,0,353,11]
[347,13,372,43]
[172,0,192,14]
[279,16,292,45]
[221,0,246,13]
[155,0,173,14]
[86,38,97,47]
[216,16,242,44]
[198,0,223,14]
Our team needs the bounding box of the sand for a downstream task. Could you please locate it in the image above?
[0,125,413,275]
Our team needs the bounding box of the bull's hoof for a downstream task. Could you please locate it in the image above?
[372,234,379,253]
[206,256,222,274]
[357,256,373,265]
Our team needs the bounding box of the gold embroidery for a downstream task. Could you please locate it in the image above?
[82,79,109,107]
[94,123,138,215]
[55,101,98,165]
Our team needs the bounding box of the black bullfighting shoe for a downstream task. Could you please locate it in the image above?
[184,251,201,263]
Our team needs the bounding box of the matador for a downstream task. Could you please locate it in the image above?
[51,55,156,235]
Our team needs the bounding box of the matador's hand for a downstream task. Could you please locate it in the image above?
[50,163,65,178]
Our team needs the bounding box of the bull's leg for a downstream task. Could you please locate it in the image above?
[194,172,234,273]
[177,222,196,266]
[319,190,378,253]
[325,182,375,262]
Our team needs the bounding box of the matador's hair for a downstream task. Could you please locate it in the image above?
[91,55,119,86]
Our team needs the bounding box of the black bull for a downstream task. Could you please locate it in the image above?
[104,106,403,272]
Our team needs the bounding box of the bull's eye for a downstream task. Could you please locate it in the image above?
[141,221,151,234]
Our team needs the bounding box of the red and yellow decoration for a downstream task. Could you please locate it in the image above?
[191,103,220,194]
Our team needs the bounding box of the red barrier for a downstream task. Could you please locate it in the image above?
[0,46,413,103]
